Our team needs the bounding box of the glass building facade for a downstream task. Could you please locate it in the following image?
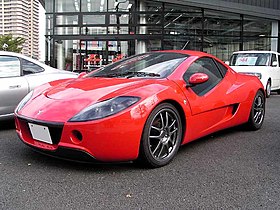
[44,0,279,71]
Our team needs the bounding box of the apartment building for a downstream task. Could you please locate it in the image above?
[0,0,39,59]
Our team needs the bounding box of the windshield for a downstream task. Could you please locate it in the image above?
[87,52,189,79]
[230,53,271,66]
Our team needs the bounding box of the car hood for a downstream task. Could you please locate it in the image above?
[45,77,143,100]
[18,78,161,122]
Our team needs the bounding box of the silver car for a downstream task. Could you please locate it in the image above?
[0,51,77,120]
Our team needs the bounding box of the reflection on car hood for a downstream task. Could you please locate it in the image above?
[19,78,160,122]
[45,77,152,100]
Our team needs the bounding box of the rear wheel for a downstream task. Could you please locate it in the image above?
[138,103,182,168]
[245,90,265,130]
[265,81,271,98]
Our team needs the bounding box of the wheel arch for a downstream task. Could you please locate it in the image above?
[265,78,271,97]
[258,88,266,102]
[266,78,272,87]
[156,99,187,144]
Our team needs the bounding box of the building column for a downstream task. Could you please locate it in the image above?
[136,0,147,54]
[271,21,278,52]
[56,1,65,70]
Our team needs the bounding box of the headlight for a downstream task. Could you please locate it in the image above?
[252,73,262,80]
[15,90,34,113]
[69,96,140,122]
[243,72,262,79]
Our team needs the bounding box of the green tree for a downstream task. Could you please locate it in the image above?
[0,34,25,53]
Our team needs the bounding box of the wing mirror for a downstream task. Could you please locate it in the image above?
[186,73,209,87]
[272,61,278,67]
[78,72,87,78]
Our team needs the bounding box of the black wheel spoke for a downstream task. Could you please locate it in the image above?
[169,120,176,129]
[152,141,162,155]
[151,125,162,132]
[165,112,168,127]
[149,134,161,139]
[160,113,164,129]
[170,128,178,135]
[157,144,165,158]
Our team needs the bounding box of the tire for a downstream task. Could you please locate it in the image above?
[265,81,271,98]
[138,103,183,168]
[245,90,265,130]
[277,89,280,95]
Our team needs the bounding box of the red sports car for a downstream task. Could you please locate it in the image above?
[15,50,265,168]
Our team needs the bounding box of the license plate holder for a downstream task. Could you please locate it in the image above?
[28,123,53,145]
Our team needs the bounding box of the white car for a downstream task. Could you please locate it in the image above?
[229,51,280,97]
[0,51,78,120]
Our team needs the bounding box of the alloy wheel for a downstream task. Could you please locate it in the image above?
[253,94,265,125]
[148,108,180,161]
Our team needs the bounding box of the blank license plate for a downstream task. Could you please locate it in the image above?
[28,123,53,144]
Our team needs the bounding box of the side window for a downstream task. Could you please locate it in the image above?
[215,60,228,76]
[22,59,44,75]
[271,53,278,67]
[0,56,21,78]
[183,57,223,96]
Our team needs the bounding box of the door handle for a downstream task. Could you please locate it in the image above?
[9,85,21,89]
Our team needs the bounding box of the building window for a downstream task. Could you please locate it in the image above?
[56,15,78,25]
[81,0,108,12]
[243,16,274,51]
[83,15,106,25]
[203,10,241,62]
[46,0,279,70]
[55,0,80,12]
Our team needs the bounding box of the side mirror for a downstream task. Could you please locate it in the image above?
[187,73,209,87]
[272,61,278,67]
[78,72,87,78]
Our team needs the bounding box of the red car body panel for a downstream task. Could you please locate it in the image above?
[15,50,264,162]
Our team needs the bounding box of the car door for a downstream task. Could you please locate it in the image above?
[269,53,280,89]
[182,57,237,140]
[0,56,29,117]
[273,53,280,89]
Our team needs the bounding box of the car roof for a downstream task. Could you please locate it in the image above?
[0,50,66,74]
[232,50,279,54]
[155,50,216,58]
[0,50,49,67]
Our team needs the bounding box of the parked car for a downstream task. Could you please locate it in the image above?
[229,50,280,97]
[15,50,265,168]
[0,51,78,120]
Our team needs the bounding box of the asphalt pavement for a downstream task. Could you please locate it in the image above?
[1,94,280,210]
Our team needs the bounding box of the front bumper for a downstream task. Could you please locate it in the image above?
[15,112,144,162]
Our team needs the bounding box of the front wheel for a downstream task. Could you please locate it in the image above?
[138,103,183,168]
[265,81,271,98]
[245,90,265,130]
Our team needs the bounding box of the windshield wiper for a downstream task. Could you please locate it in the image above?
[91,73,125,78]
[91,71,161,78]
[126,71,161,78]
